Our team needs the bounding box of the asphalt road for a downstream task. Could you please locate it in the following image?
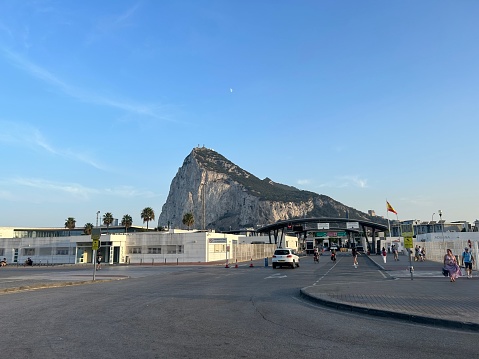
[0,259,477,358]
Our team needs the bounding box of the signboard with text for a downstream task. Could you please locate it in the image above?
[347,222,359,229]
[315,231,347,237]
[403,232,414,248]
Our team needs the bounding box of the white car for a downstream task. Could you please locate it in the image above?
[272,248,300,269]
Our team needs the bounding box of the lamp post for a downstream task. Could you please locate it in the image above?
[438,210,445,242]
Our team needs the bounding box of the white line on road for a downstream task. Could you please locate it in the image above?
[265,273,287,279]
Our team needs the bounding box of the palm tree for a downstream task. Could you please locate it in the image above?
[103,212,114,233]
[121,214,133,233]
[64,217,76,236]
[83,223,94,235]
[182,213,194,230]
[141,207,155,230]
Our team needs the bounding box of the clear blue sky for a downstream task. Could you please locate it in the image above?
[1,0,478,228]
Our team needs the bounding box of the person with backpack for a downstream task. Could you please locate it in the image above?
[462,247,475,279]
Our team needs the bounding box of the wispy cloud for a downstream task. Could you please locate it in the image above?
[10,177,158,200]
[104,185,157,199]
[114,3,141,25]
[318,175,368,189]
[0,47,174,121]
[85,3,141,46]
[0,189,14,201]
[297,179,311,186]
[13,177,96,199]
[0,21,13,39]
[0,120,106,170]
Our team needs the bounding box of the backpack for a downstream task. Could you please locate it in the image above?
[463,251,472,263]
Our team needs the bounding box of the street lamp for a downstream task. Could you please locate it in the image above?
[438,210,445,242]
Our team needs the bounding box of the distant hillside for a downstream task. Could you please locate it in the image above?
[159,147,386,231]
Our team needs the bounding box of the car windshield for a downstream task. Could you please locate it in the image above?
[275,250,290,255]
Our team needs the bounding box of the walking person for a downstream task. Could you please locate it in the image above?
[381,247,387,264]
[414,245,420,262]
[461,247,475,279]
[392,244,399,261]
[444,248,461,282]
[96,252,102,270]
[421,247,426,261]
[352,247,358,268]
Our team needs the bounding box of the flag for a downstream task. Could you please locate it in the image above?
[386,201,397,215]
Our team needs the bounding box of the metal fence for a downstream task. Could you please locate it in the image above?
[232,244,277,263]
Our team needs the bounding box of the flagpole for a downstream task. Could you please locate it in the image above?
[386,199,391,238]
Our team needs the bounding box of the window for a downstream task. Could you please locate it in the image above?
[147,247,161,254]
[56,248,69,255]
[23,248,35,256]
[0,248,4,256]
[211,244,225,253]
[128,247,141,254]
[166,245,177,254]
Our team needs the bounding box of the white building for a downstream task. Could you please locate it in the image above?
[0,227,298,266]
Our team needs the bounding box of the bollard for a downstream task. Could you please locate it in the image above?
[264,257,268,267]
[177,258,179,265]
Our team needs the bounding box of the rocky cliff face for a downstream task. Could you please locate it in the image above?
[158,147,384,231]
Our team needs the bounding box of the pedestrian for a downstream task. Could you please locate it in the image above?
[443,248,461,282]
[461,247,475,279]
[352,247,358,268]
[381,247,387,264]
[96,253,102,270]
[393,244,399,261]
[421,247,426,261]
[414,245,420,262]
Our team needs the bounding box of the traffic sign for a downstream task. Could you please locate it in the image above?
[92,239,100,250]
[91,228,101,240]
[403,236,413,248]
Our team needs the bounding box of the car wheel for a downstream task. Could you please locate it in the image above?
[272,263,277,269]
[296,261,300,268]
[291,261,295,269]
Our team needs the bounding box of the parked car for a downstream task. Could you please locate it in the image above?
[272,248,300,269]
[355,246,365,253]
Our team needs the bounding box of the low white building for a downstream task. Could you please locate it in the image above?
[0,228,298,266]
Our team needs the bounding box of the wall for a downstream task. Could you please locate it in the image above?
[421,240,479,270]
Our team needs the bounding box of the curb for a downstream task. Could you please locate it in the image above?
[299,287,479,332]
[0,277,127,295]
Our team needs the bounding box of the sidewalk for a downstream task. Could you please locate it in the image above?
[300,252,479,331]
[0,265,128,292]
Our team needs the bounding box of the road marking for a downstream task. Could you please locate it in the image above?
[378,270,387,278]
[265,273,287,279]
[313,257,341,285]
